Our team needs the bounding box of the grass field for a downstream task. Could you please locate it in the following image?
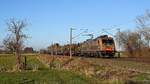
[0,54,98,84]
[1,54,150,84]
[0,54,46,71]
[0,70,96,84]
[0,54,16,71]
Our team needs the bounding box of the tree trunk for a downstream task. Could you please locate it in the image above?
[16,48,22,70]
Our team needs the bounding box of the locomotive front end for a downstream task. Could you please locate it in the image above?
[99,36,116,57]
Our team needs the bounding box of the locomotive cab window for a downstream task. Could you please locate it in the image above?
[102,39,114,45]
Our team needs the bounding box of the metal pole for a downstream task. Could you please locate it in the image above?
[70,28,73,58]
[51,42,53,56]
[118,28,121,57]
[24,56,27,69]
[69,28,87,58]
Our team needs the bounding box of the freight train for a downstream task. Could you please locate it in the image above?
[48,35,116,57]
[76,35,116,57]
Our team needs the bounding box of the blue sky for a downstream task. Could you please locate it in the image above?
[0,0,150,50]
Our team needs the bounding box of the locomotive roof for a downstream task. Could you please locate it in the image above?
[94,35,113,40]
[83,35,113,43]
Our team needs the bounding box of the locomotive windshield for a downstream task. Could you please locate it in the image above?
[102,39,114,45]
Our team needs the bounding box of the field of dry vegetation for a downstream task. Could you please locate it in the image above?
[38,54,150,84]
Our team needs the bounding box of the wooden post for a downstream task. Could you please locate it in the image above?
[24,56,27,69]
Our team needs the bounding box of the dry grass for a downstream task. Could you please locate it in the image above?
[38,54,150,84]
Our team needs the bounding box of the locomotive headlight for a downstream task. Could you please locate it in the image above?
[105,48,113,51]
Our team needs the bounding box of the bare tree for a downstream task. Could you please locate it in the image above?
[4,18,28,70]
[115,30,144,57]
[136,10,150,47]
[3,36,14,53]
[115,10,150,57]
